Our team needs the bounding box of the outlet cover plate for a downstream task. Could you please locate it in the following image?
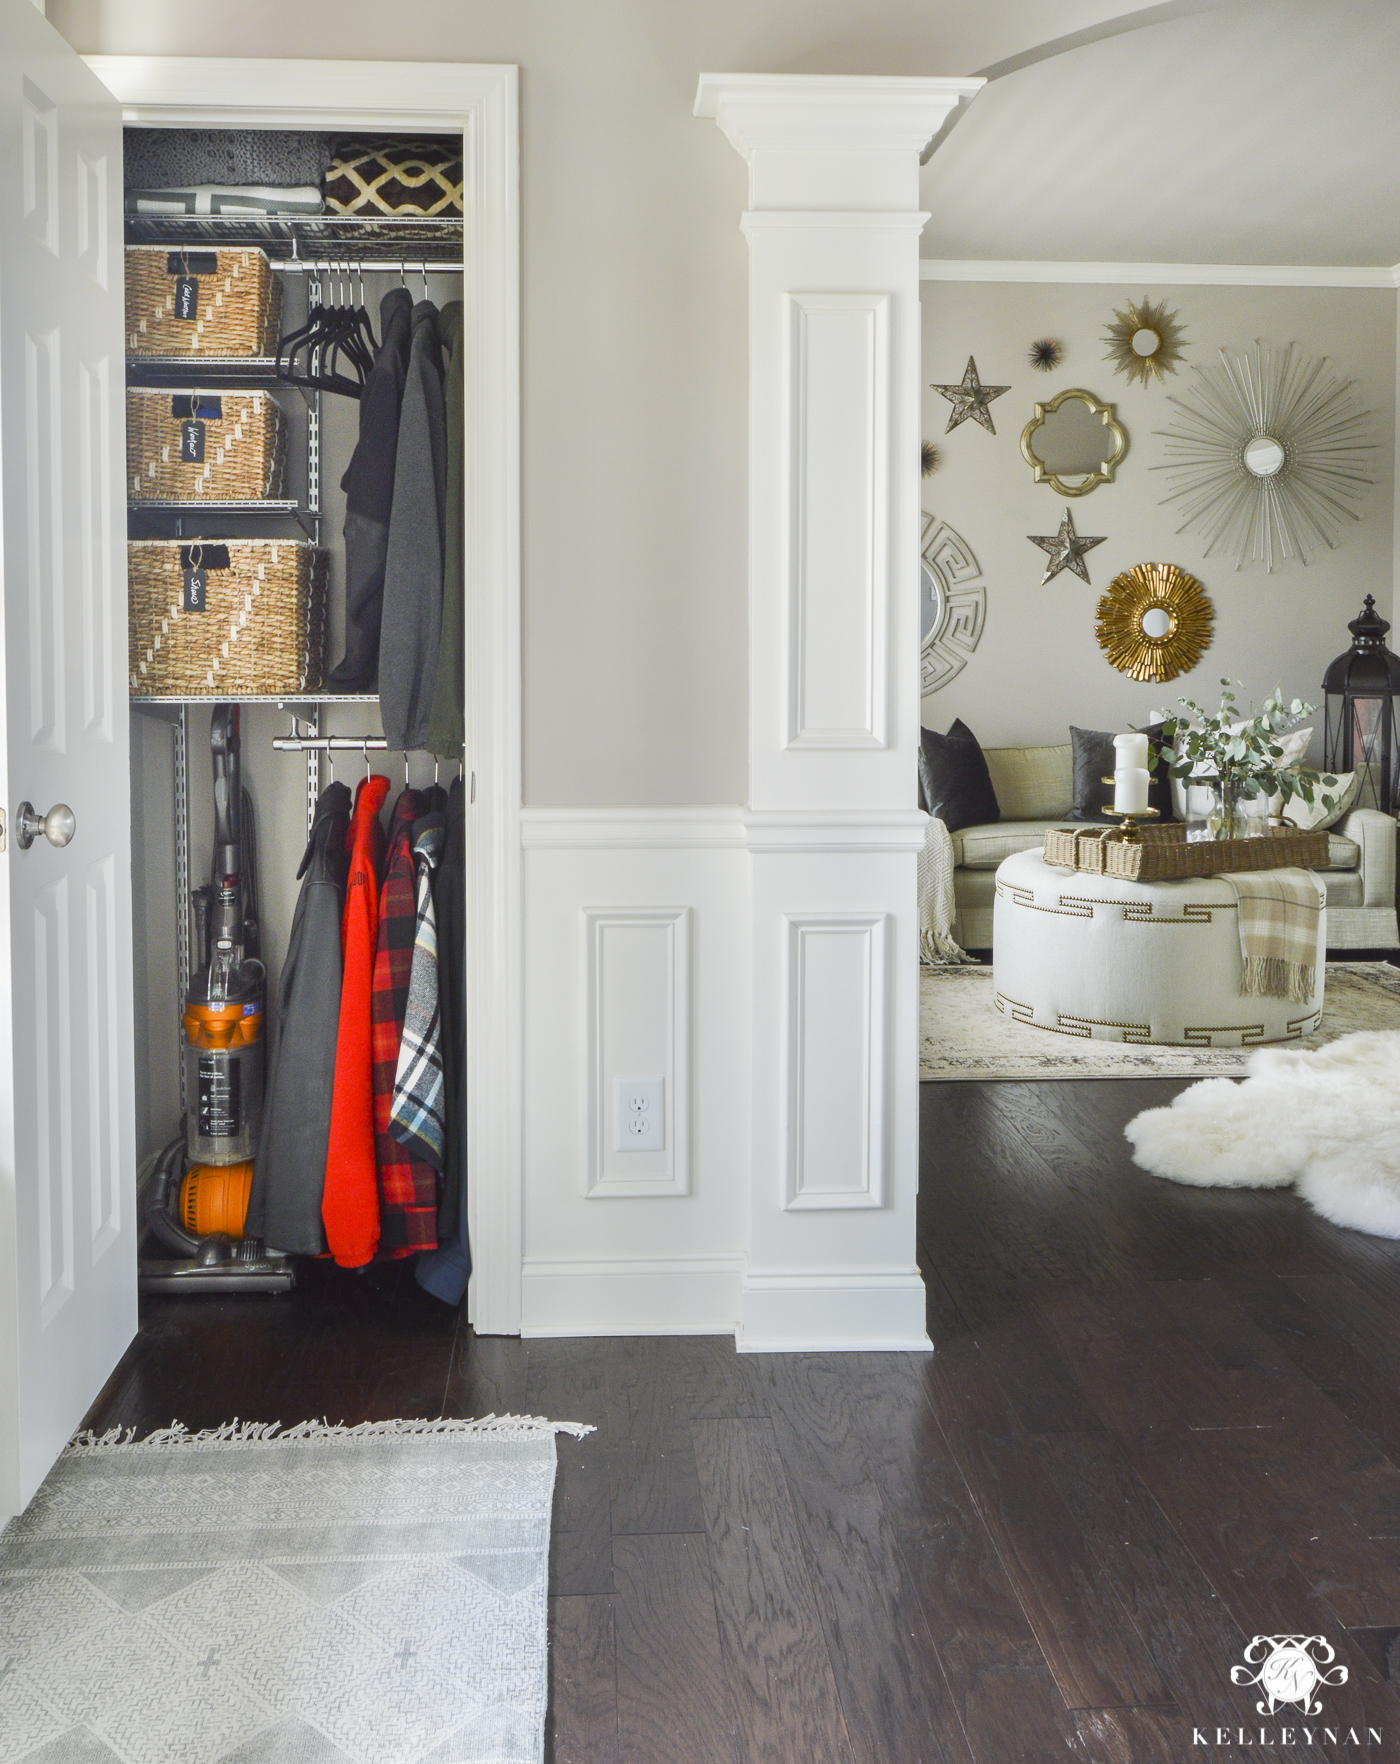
[614,1075,665,1153]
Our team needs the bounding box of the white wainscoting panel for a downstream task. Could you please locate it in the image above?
[783,911,888,1210]
[785,291,889,753]
[583,905,690,1198]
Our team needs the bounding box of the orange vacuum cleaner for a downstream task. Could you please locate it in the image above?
[140,705,293,1294]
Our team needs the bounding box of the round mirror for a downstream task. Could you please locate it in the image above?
[1141,606,1173,639]
[1131,328,1161,358]
[920,562,945,646]
[1243,435,1286,478]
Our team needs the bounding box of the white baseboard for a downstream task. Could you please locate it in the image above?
[736,1268,932,1353]
[520,1254,745,1337]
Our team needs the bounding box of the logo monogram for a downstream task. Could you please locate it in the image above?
[1231,1635,1348,1718]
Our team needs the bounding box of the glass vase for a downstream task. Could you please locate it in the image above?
[1206,778,1245,841]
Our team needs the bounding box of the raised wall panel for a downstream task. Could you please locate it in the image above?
[784,291,890,752]
[583,906,690,1198]
[25,328,64,750]
[34,878,75,1325]
[85,857,121,1260]
[78,356,113,741]
[782,911,889,1211]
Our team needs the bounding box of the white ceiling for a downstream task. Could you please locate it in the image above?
[921,0,1400,267]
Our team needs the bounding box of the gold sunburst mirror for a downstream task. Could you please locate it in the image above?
[1020,388,1128,497]
[1095,562,1213,683]
[1104,296,1188,388]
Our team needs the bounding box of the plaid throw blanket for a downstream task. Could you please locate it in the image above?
[1222,866,1324,1003]
[390,815,447,1167]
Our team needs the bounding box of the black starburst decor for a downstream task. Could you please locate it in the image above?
[1028,338,1063,373]
[921,440,941,477]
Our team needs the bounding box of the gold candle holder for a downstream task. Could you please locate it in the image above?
[1100,804,1161,844]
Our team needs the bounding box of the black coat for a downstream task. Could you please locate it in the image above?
[246,781,351,1253]
[326,287,414,691]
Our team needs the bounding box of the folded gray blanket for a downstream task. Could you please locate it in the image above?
[126,185,325,217]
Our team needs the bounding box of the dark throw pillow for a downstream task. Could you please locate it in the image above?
[1065,722,1175,824]
[918,718,1000,833]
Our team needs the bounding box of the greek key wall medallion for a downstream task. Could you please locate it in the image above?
[921,513,987,695]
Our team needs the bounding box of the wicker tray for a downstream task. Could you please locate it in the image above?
[125,247,283,358]
[1043,824,1184,872]
[128,540,327,698]
[127,389,287,501]
[1044,825,1329,881]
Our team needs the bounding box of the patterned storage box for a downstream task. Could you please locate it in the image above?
[128,540,327,697]
[126,389,287,501]
[125,246,283,357]
[323,140,463,215]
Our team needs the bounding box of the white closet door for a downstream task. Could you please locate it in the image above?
[0,1,134,1521]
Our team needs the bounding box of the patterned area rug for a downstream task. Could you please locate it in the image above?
[921,960,1400,1081]
[0,1415,590,1764]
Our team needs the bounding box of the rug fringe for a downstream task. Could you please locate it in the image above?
[65,1413,595,1454]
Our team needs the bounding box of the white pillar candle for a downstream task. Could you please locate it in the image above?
[1114,767,1150,814]
[1114,731,1150,769]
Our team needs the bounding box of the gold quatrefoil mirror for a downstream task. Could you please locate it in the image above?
[1095,562,1213,683]
[1020,388,1128,497]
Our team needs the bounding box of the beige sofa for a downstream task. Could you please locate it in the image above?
[952,741,1399,953]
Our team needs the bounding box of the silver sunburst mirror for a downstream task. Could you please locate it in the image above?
[1154,341,1374,572]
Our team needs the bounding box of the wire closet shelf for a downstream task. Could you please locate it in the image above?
[124,211,466,267]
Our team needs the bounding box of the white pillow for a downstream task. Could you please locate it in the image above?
[1167,726,1312,821]
[1277,769,1362,832]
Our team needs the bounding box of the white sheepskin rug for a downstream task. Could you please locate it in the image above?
[1125,1030,1400,1236]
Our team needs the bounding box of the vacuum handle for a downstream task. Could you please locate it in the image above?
[15,801,75,850]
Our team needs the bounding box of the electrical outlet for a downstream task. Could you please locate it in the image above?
[614,1075,665,1153]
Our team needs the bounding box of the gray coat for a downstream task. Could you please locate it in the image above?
[246,781,351,1254]
[379,300,446,751]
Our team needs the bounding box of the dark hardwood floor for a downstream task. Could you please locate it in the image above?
[85,1075,1400,1760]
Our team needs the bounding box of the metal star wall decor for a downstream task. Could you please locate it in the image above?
[1027,508,1106,585]
[930,357,1010,434]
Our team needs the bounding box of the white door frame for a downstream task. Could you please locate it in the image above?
[83,57,524,1334]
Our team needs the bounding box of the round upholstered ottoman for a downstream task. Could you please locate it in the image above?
[991,848,1325,1048]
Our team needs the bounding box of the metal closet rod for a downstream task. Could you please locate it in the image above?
[272,735,388,752]
[271,735,466,753]
[278,261,464,276]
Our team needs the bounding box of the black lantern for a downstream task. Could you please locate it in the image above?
[1323,595,1400,813]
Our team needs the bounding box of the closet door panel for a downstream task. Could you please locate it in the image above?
[0,0,134,1522]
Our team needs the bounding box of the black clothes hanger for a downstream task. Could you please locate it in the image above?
[275,265,375,399]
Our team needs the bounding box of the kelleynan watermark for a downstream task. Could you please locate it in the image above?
[1190,1635,1381,1747]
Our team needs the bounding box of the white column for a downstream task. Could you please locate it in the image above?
[696,73,982,1350]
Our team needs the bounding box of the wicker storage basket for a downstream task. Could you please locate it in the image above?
[128,540,327,697]
[125,247,283,357]
[1044,824,1328,882]
[126,390,287,502]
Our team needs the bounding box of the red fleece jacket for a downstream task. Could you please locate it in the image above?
[323,772,390,1266]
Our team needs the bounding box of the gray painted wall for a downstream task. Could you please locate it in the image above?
[919,280,1397,760]
[54,0,1204,807]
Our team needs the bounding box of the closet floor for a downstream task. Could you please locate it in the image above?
[84,1078,1400,1761]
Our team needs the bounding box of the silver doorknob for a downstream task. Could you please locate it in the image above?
[15,802,75,850]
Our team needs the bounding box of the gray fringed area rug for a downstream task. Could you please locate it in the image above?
[922,959,1400,1081]
[0,1414,591,1764]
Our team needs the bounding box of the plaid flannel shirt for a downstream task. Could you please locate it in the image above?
[389,815,447,1167]
[371,789,439,1256]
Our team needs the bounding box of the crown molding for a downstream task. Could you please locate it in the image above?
[694,73,984,162]
[918,259,1400,289]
